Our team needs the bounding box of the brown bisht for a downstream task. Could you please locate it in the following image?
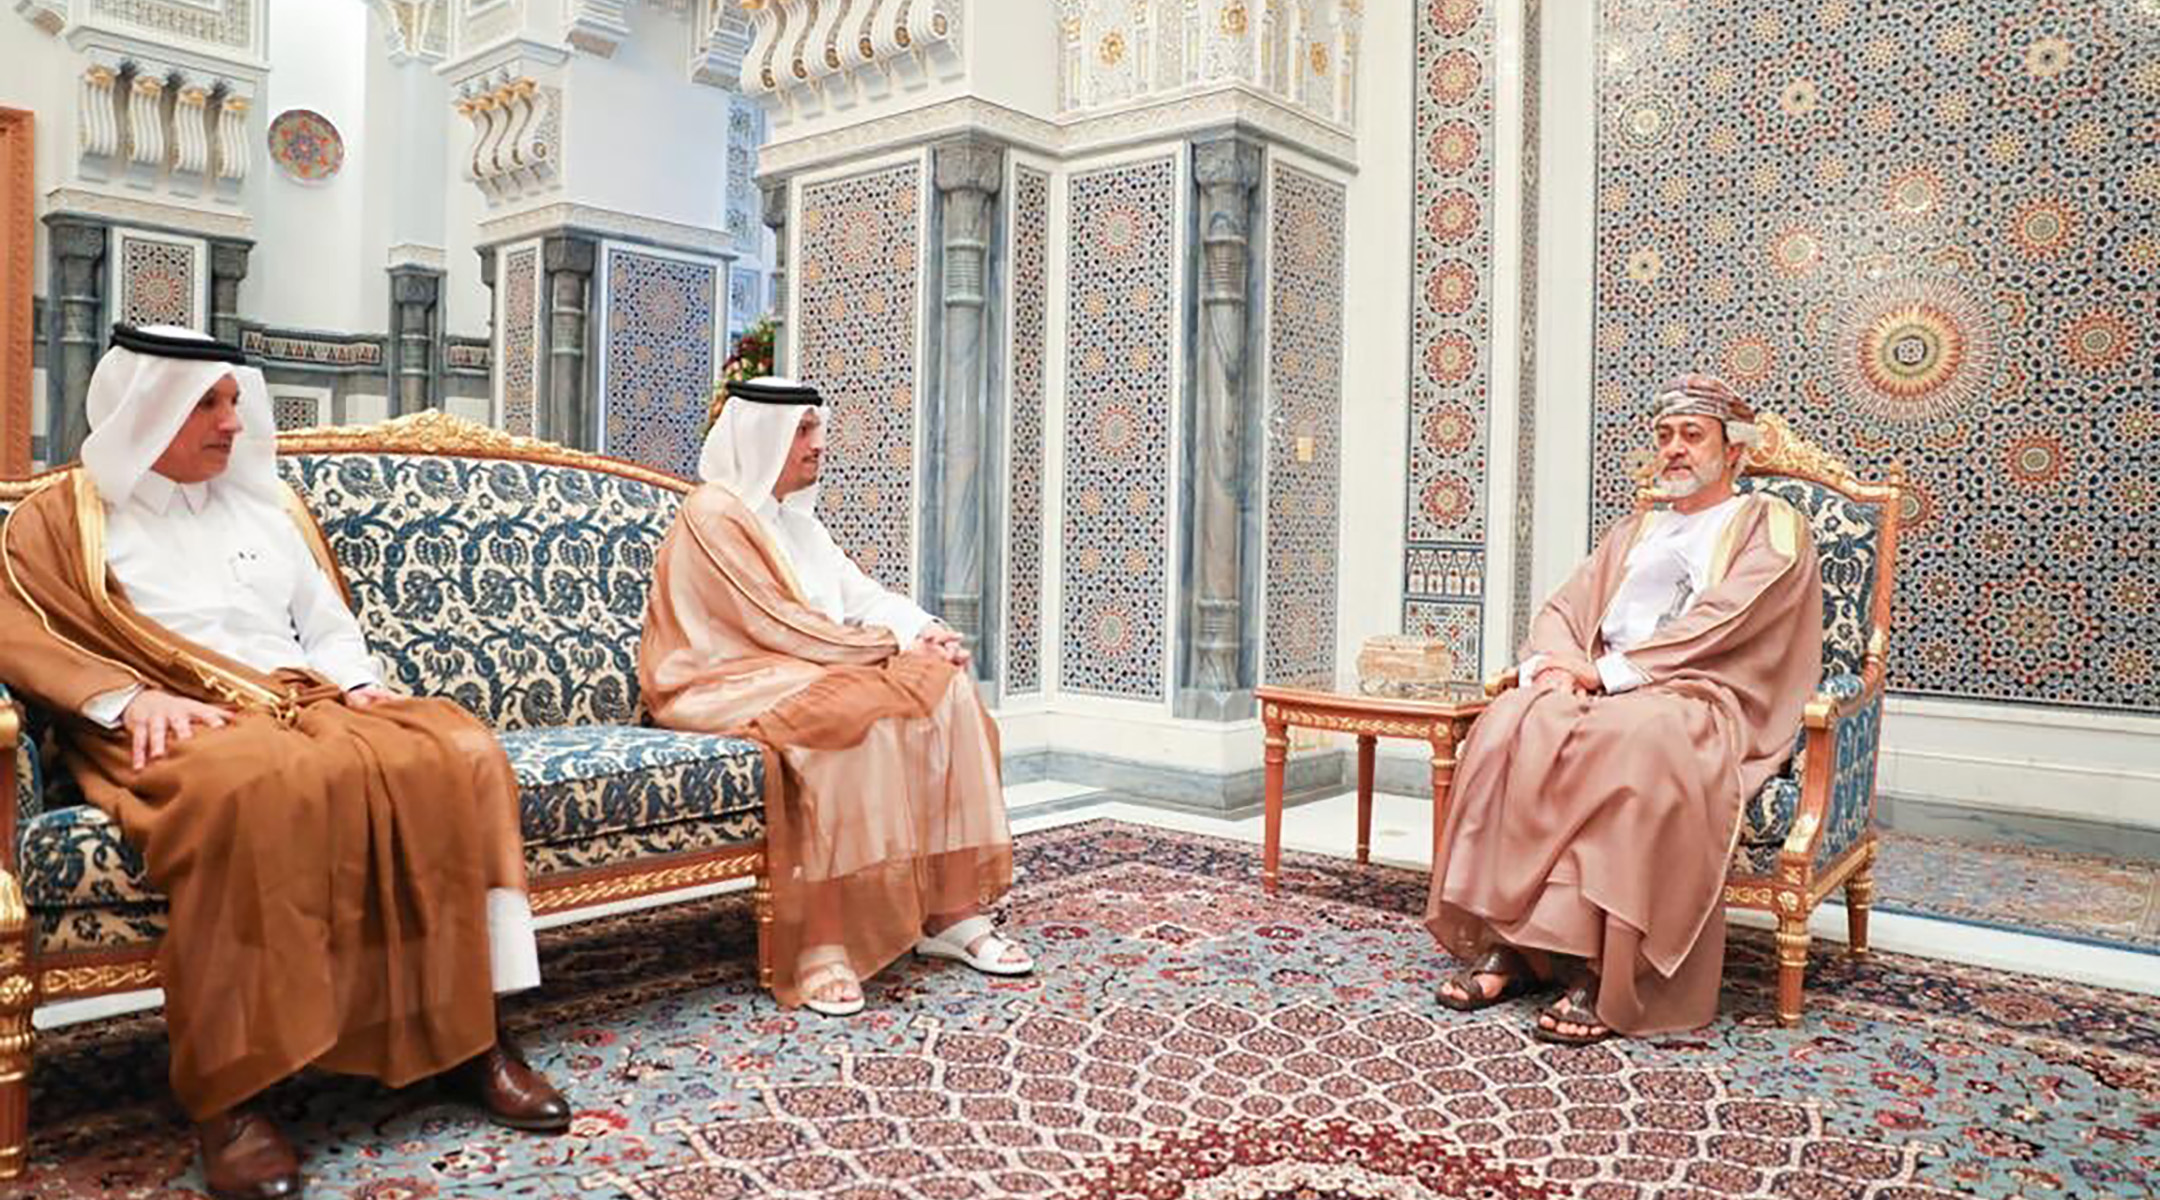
[1428,493,1822,1034]
[638,484,1011,1008]
[0,473,526,1118]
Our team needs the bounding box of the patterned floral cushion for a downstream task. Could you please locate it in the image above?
[277,454,686,731]
[500,724,764,847]
[1738,475,1881,680]
[1738,774,1801,855]
[5,681,40,824]
[19,805,158,910]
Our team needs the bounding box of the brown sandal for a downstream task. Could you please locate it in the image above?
[1532,979,1612,1045]
[1436,945,1542,1012]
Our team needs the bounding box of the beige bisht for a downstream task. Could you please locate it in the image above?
[638,388,1010,1009]
[1428,494,1822,1034]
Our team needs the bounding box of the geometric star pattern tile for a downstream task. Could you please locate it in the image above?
[1007,164,1050,696]
[601,248,719,481]
[1405,0,1497,670]
[1265,164,1345,689]
[798,162,924,593]
[116,233,197,330]
[500,244,540,437]
[1060,157,1177,701]
[1594,0,2160,712]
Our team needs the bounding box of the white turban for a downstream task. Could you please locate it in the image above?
[695,376,823,512]
[80,324,279,508]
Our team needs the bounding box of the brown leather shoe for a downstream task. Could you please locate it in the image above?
[195,1107,304,1200]
[444,1033,572,1133]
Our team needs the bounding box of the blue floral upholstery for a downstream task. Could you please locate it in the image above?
[1733,669,1880,878]
[499,725,763,847]
[5,681,39,824]
[19,805,156,910]
[5,441,774,964]
[1737,475,1880,680]
[276,455,685,731]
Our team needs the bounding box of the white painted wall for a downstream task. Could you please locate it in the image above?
[245,0,373,332]
[1333,0,1413,695]
[0,17,78,297]
[560,5,733,231]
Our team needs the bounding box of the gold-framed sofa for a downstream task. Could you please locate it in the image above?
[1486,412,1902,1026]
[0,412,772,1177]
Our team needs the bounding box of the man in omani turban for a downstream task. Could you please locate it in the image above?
[639,376,1029,1018]
[1426,374,1822,1044]
[0,326,569,1200]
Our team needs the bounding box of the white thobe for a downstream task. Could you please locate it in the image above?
[753,491,939,646]
[1520,495,1745,694]
[80,472,540,993]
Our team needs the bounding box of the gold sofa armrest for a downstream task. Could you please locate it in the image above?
[1484,667,1519,697]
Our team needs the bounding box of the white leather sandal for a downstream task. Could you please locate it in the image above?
[797,951,865,1017]
[914,914,1035,976]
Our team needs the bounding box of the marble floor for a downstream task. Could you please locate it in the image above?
[1007,781,2160,1000]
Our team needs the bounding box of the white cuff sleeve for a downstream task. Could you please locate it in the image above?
[873,607,938,649]
[487,888,542,994]
[1595,651,1648,694]
[1516,654,1548,685]
[82,684,143,730]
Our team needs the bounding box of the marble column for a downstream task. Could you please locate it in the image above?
[43,216,106,463]
[388,266,443,415]
[760,179,789,369]
[208,238,252,347]
[930,138,1003,672]
[1179,134,1264,719]
[541,234,596,449]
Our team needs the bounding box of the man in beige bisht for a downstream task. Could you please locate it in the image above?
[0,326,568,1200]
[1428,374,1822,1044]
[640,376,1029,1018]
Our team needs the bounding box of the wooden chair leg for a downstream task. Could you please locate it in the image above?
[1845,852,1875,961]
[753,873,775,991]
[1774,915,1810,1028]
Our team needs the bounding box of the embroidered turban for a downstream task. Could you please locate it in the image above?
[1652,374,1760,447]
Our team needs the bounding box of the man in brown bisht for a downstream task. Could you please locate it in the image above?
[640,376,1028,1018]
[1428,374,1822,1044]
[0,326,569,1200]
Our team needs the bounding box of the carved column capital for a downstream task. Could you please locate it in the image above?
[542,233,596,275]
[1193,135,1264,192]
[933,139,1004,198]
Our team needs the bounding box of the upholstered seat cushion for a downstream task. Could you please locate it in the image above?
[18,724,766,951]
[1731,672,1874,877]
[500,724,763,846]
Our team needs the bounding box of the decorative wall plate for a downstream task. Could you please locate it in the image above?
[266,109,344,183]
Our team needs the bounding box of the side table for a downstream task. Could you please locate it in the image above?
[1256,683,1489,892]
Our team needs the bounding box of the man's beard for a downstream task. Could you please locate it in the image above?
[1655,467,1703,499]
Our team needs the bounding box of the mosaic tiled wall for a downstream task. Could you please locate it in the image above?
[1594,0,2160,714]
[1404,0,1496,672]
[728,265,761,340]
[1512,0,1542,653]
[1060,156,1177,701]
[601,247,719,480]
[798,163,922,592]
[1264,164,1344,689]
[114,231,200,329]
[1006,164,1050,696]
[498,243,539,437]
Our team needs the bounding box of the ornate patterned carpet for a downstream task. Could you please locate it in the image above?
[18,820,2160,1199]
[1870,830,2160,954]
